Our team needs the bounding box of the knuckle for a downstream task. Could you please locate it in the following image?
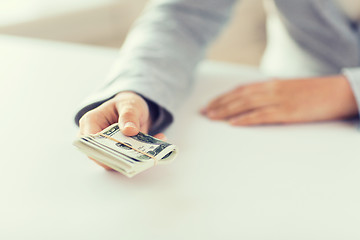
[243,97,253,106]
[120,109,137,119]
[116,99,134,109]
[79,111,96,124]
[116,96,145,110]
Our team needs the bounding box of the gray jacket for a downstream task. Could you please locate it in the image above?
[75,0,360,134]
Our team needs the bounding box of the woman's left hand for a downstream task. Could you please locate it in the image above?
[202,75,358,126]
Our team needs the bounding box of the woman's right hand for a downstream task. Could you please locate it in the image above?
[78,91,165,170]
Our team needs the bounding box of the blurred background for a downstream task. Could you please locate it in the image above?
[0,0,266,65]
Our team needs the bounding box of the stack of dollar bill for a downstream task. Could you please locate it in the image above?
[73,123,178,177]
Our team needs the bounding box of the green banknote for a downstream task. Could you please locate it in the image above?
[73,124,178,177]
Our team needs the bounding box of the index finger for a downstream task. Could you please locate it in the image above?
[78,111,104,136]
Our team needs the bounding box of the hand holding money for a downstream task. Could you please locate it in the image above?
[78,91,166,169]
[74,124,178,177]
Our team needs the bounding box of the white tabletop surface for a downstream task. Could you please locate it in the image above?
[1,35,360,240]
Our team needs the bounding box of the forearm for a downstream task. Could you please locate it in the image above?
[108,0,237,111]
[75,0,237,132]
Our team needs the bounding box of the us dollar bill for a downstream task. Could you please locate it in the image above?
[73,123,178,177]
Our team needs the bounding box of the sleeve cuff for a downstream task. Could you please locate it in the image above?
[342,67,360,124]
[74,89,174,135]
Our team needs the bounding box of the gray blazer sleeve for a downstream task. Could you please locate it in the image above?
[74,0,237,134]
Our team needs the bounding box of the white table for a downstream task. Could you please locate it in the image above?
[1,35,360,240]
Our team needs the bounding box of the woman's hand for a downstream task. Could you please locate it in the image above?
[79,91,165,170]
[202,75,358,126]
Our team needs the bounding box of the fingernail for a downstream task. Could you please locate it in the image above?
[124,122,137,129]
[200,107,207,115]
[230,118,246,126]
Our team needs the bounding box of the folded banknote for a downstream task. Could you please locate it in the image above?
[73,123,178,177]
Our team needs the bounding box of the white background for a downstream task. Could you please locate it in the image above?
[1,35,359,239]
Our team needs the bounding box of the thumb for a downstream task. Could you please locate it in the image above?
[118,107,141,136]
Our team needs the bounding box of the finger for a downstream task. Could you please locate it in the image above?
[205,82,269,112]
[78,100,120,136]
[140,121,150,134]
[205,81,280,114]
[79,111,104,136]
[118,106,141,136]
[205,88,243,113]
[229,107,284,126]
[79,111,116,171]
[206,94,274,120]
[153,133,167,141]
